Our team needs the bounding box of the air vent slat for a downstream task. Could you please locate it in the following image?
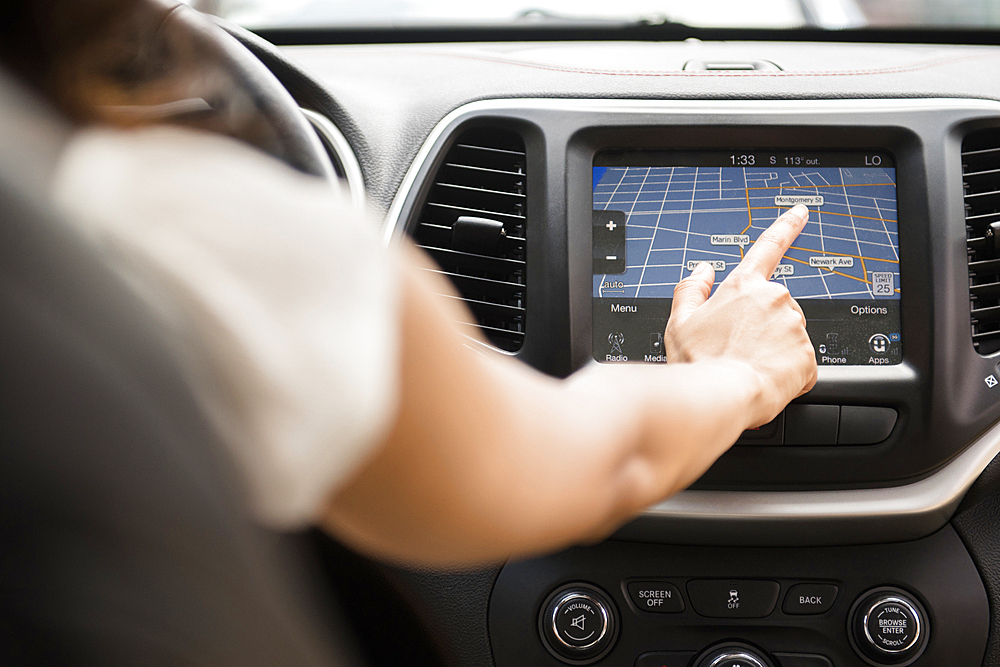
[963,128,1000,355]
[969,237,988,253]
[460,321,525,342]
[410,127,528,352]
[426,201,525,221]
[424,269,525,291]
[975,329,1000,342]
[455,143,525,157]
[446,163,525,178]
[442,293,525,318]
[969,257,1000,274]
[966,213,1000,226]
[972,304,1000,319]
[416,223,527,255]
[972,281,1000,299]
[964,146,1000,157]
[418,245,525,271]
[965,189,1000,201]
[437,182,526,199]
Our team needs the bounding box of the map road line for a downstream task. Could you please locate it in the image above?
[787,244,900,264]
[746,182,896,191]
[781,255,873,286]
[750,206,896,224]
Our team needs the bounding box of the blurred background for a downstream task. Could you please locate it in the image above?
[184,0,1000,30]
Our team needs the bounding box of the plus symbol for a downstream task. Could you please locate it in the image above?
[606,221,617,232]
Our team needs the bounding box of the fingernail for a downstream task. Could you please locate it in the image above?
[692,261,710,276]
[790,204,809,218]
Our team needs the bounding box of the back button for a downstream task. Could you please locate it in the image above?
[783,583,838,615]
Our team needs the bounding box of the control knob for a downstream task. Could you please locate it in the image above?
[849,588,929,666]
[538,584,618,664]
[695,642,774,667]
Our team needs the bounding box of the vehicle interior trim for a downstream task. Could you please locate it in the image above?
[382,96,1000,243]
[382,96,1000,545]
[616,414,1000,546]
[301,107,367,210]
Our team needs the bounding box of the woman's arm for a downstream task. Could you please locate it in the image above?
[322,206,817,567]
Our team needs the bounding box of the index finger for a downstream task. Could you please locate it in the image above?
[733,205,810,280]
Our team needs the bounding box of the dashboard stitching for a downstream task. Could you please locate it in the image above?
[317,48,1000,79]
[429,50,1000,78]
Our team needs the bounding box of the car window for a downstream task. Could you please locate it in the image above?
[189,0,1000,30]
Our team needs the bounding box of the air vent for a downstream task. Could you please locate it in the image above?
[964,128,1000,355]
[411,127,527,352]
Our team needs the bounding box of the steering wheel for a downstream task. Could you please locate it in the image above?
[126,1,335,180]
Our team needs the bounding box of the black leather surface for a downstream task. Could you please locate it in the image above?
[281,40,1000,212]
[215,18,371,185]
[954,452,1000,667]
[954,489,1000,667]
[374,563,501,667]
[306,531,498,667]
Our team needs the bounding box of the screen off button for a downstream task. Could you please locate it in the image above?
[627,582,684,613]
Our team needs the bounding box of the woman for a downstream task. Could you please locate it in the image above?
[0,0,816,567]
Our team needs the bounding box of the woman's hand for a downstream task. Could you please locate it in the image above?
[664,205,819,428]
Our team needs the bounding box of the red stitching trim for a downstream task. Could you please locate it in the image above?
[321,46,1000,78]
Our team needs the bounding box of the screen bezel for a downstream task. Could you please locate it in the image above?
[589,148,902,367]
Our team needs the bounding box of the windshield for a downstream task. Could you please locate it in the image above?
[192,0,1000,31]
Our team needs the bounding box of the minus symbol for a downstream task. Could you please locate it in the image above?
[605,255,618,260]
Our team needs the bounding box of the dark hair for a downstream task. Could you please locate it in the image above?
[0,0,186,123]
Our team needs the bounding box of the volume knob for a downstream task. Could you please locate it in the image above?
[539,584,618,664]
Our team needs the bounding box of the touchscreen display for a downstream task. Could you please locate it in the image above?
[592,151,901,366]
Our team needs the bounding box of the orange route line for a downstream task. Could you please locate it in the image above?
[786,244,899,265]
[746,183,896,191]
[739,232,900,265]
[750,206,896,224]
[741,184,753,260]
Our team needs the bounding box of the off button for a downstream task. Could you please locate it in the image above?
[687,579,780,618]
[627,582,685,613]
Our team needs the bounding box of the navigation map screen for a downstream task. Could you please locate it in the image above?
[592,150,901,366]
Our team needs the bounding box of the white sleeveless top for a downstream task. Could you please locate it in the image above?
[50,126,399,530]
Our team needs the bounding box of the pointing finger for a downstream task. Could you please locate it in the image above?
[734,205,809,280]
[669,262,715,327]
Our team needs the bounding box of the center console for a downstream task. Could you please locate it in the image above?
[386,97,1000,667]
[490,528,987,667]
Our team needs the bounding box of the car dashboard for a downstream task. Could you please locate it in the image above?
[241,34,1000,667]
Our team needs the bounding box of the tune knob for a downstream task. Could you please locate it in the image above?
[849,588,929,666]
[695,642,774,667]
[539,584,618,664]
